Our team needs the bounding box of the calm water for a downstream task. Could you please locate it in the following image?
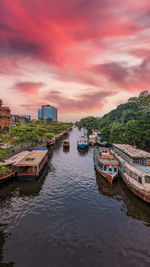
[1,127,150,267]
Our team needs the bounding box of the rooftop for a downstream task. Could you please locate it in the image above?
[113,144,150,159]
[16,150,48,167]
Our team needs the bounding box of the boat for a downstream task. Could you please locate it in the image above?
[46,137,55,148]
[94,147,119,184]
[77,136,89,149]
[0,169,16,183]
[99,141,109,147]
[89,134,97,146]
[63,139,70,148]
[15,148,48,180]
[113,144,150,203]
[92,130,101,145]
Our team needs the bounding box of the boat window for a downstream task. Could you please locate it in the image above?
[104,165,107,171]
[145,176,150,183]
[109,168,112,172]
[134,173,138,181]
[138,176,142,184]
[114,167,117,172]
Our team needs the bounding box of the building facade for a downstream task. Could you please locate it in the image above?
[0,99,11,130]
[38,105,57,121]
[11,115,31,126]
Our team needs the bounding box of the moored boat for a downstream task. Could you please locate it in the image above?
[94,147,119,184]
[15,148,48,180]
[77,136,89,149]
[113,144,150,203]
[89,134,97,146]
[0,169,16,183]
[63,139,70,148]
[92,130,101,145]
[46,137,55,148]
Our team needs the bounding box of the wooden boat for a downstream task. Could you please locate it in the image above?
[94,147,119,184]
[15,148,48,180]
[0,170,16,183]
[46,137,55,148]
[63,139,70,148]
[113,144,150,203]
[77,136,89,149]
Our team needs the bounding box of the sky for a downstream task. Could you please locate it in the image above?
[0,0,150,121]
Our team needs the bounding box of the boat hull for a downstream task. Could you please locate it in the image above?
[77,144,89,149]
[120,169,150,203]
[0,171,16,183]
[95,163,118,184]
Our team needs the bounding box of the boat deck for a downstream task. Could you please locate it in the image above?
[97,156,118,166]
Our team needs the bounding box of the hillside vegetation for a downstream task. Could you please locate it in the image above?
[77,91,150,150]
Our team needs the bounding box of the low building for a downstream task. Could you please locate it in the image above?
[11,115,31,125]
[38,105,57,121]
[0,99,11,130]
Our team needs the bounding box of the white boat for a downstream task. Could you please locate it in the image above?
[89,134,97,145]
[92,130,101,145]
[94,147,119,184]
[113,144,150,203]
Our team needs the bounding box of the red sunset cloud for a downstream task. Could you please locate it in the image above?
[0,0,150,119]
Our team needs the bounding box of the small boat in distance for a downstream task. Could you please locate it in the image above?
[63,139,70,148]
[89,134,97,146]
[46,137,55,149]
[92,130,101,145]
[15,148,48,180]
[94,147,119,184]
[77,136,89,150]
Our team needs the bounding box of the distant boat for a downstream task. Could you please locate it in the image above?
[99,141,109,147]
[94,147,119,184]
[63,139,70,148]
[89,134,97,146]
[46,137,55,148]
[77,136,89,149]
[92,129,101,145]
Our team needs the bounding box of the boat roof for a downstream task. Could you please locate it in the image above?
[16,150,48,167]
[113,144,150,159]
[2,151,30,166]
[97,156,119,166]
[63,139,70,142]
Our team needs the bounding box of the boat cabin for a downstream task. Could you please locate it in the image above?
[15,148,48,179]
[63,139,70,147]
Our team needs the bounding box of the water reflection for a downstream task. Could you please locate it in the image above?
[96,172,150,225]
[0,128,150,267]
[77,148,89,156]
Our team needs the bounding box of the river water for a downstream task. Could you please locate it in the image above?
[0,127,150,267]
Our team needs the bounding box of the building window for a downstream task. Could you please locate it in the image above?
[114,167,117,172]
[109,168,112,172]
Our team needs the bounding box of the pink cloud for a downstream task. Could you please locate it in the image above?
[0,0,150,118]
[44,89,117,113]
